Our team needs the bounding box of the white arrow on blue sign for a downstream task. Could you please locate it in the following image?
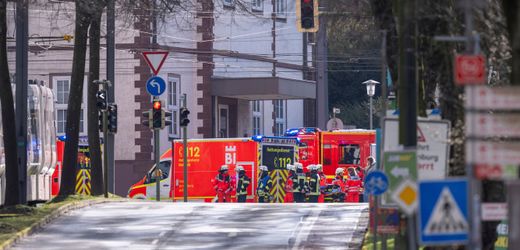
[146,76,166,96]
[364,170,389,196]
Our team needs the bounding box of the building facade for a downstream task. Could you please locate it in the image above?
[7,0,316,195]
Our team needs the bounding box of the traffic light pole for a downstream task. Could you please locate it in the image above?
[154,126,160,201]
[182,94,188,202]
[154,97,161,202]
[99,81,110,199]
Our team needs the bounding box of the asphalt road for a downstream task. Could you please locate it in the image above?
[12,201,369,250]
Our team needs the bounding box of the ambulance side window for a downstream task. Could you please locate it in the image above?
[158,160,171,179]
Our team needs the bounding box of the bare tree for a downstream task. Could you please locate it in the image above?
[0,0,19,205]
[502,0,520,84]
[59,0,95,196]
[87,2,105,196]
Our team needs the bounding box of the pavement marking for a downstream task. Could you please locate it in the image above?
[152,239,159,245]
[291,208,321,250]
[159,231,166,237]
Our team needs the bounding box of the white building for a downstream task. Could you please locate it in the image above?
[7,0,316,195]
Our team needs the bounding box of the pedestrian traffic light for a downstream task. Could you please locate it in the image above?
[296,0,319,32]
[180,107,190,127]
[142,110,153,129]
[161,110,172,129]
[107,103,118,134]
[96,89,107,110]
[152,100,162,129]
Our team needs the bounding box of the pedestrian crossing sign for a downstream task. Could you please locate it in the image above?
[418,179,469,245]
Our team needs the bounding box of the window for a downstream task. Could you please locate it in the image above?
[168,76,180,138]
[339,144,361,165]
[274,100,285,136]
[252,100,262,135]
[252,0,263,12]
[274,0,286,18]
[53,76,87,136]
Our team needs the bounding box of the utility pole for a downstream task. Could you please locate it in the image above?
[15,0,29,204]
[271,0,276,77]
[182,94,188,202]
[316,0,328,130]
[106,0,116,195]
[398,0,417,249]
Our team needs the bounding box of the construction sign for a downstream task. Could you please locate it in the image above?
[75,153,91,195]
[418,179,469,245]
[384,118,450,180]
[259,137,298,203]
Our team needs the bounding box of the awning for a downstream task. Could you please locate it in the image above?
[211,76,316,100]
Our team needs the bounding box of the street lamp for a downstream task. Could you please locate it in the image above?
[362,79,380,130]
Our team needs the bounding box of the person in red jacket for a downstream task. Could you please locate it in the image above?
[213,165,233,202]
[284,164,295,203]
[331,167,346,202]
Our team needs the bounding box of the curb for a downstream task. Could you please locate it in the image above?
[0,198,127,250]
[349,207,370,249]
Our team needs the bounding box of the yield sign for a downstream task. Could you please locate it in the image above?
[142,51,169,75]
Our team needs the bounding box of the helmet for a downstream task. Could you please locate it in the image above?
[294,162,304,170]
[259,165,268,171]
[236,165,244,172]
[307,164,317,171]
[316,164,323,171]
[220,165,229,171]
[335,167,344,175]
[286,164,295,171]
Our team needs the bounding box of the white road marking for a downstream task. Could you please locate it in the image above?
[291,208,321,250]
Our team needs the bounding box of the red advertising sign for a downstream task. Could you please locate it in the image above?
[454,54,486,85]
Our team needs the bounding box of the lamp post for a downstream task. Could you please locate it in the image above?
[362,79,380,130]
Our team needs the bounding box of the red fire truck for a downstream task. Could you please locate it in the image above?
[128,138,258,202]
[127,128,376,202]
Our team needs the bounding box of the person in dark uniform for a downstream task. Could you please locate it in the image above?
[307,165,320,202]
[293,163,307,203]
[257,165,272,203]
[235,165,250,203]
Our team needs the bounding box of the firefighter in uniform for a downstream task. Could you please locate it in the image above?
[284,164,295,203]
[307,164,320,202]
[293,162,307,203]
[331,167,346,202]
[236,165,250,203]
[257,165,273,203]
[316,164,327,203]
[213,165,234,202]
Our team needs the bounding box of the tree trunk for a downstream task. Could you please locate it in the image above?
[502,0,520,84]
[0,0,20,206]
[87,10,103,196]
[59,1,92,196]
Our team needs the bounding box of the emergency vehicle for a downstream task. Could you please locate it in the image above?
[127,128,376,203]
[127,138,258,202]
[286,128,376,177]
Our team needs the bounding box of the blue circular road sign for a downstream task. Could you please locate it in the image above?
[364,170,389,196]
[146,76,166,96]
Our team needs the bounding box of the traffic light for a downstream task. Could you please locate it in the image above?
[142,110,153,129]
[297,0,319,32]
[107,103,118,134]
[98,111,104,132]
[96,89,107,110]
[180,107,190,127]
[161,110,172,129]
[152,100,162,129]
